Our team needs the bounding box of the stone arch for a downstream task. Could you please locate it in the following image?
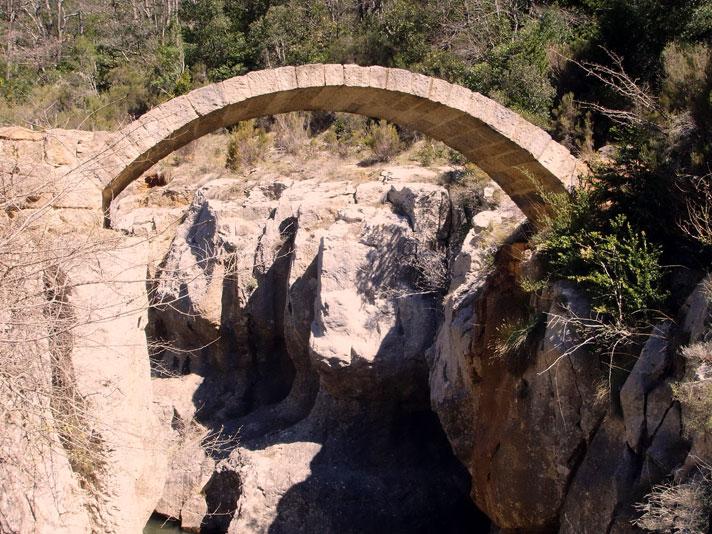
[88,65,584,225]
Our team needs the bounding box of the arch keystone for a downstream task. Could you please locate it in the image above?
[343,64,370,87]
[247,66,298,96]
[324,64,345,86]
[296,64,326,88]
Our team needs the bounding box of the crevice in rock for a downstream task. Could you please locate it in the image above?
[202,468,242,533]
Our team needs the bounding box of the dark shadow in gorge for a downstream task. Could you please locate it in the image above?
[145,184,492,532]
[216,226,488,532]
[259,392,492,534]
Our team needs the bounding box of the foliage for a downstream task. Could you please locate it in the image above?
[408,246,450,297]
[365,119,401,162]
[0,0,708,148]
[415,140,449,167]
[226,120,269,171]
[332,113,369,144]
[180,0,249,81]
[552,92,594,156]
[534,184,667,327]
[322,113,370,157]
[249,0,336,66]
[462,6,591,127]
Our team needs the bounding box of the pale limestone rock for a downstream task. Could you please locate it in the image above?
[310,203,437,400]
[68,237,168,533]
[386,182,450,246]
[44,134,76,166]
[158,178,478,533]
[151,178,278,373]
[227,442,321,533]
[1,383,91,533]
[0,125,44,141]
[472,209,502,229]
[154,427,214,524]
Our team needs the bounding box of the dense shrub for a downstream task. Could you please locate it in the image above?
[226,120,269,171]
[551,92,595,157]
[366,120,401,162]
[534,183,668,327]
[415,140,448,166]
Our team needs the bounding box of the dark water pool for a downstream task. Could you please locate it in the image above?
[143,514,190,533]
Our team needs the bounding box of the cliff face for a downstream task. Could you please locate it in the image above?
[2,128,711,534]
[0,127,166,534]
[431,243,707,532]
[139,174,498,532]
[137,167,712,533]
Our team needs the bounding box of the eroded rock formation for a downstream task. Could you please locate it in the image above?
[142,174,497,532]
[3,127,711,534]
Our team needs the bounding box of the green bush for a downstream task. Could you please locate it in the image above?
[366,120,401,162]
[463,6,588,127]
[415,140,447,167]
[552,92,595,156]
[226,120,269,171]
[535,185,668,326]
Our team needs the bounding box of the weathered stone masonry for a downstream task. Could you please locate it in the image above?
[67,64,583,225]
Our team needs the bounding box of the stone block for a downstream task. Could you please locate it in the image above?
[296,64,326,88]
[343,64,369,87]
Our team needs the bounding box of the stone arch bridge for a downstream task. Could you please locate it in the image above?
[78,64,584,225]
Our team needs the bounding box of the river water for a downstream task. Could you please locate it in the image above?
[143,514,190,533]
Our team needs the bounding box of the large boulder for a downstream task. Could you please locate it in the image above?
[309,205,434,400]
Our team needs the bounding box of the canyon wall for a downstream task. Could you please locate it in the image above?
[2,128,710,533]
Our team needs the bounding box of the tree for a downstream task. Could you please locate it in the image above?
[180,0,248,81]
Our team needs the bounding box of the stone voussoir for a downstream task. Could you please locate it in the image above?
[296,63,327,88]
[82,64,583,225]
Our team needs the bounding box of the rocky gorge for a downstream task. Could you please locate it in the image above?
[1,126,711,534]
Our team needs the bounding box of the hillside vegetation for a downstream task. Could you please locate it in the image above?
[3,0,710,421]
